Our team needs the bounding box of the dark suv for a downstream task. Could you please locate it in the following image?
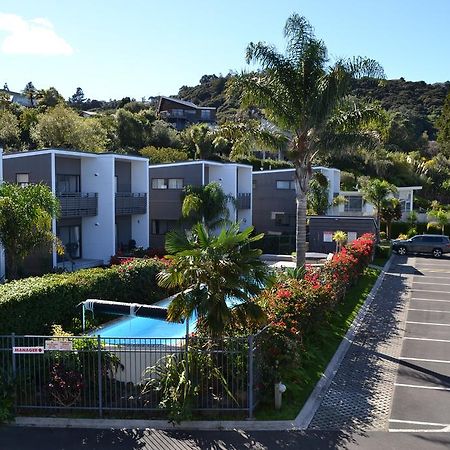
[392,234,450,258]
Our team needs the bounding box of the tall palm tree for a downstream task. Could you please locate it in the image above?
[229,14,384,266]
[157,223,270,337]
[359,178,397,230]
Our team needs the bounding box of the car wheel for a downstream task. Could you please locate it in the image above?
[397,246,407,256]
[433,248,443,258]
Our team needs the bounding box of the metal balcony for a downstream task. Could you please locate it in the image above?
[57,192,98,217]
[115,192,147,215]
[237,192,251,209]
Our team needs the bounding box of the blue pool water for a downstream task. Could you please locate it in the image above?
[92,296,242,339]
[91,297,194,339]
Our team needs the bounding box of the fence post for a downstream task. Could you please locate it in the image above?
[11,333,16,376]
[97,335,103,418]
[247,334,254,419]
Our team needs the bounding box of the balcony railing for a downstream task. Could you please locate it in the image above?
[115,192,147,215]
[237,192,251,210]
[57,192,98,217]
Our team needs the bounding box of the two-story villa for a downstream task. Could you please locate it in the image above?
[157,96,216,131]
[3,149,149,273]
[148,160,252,249]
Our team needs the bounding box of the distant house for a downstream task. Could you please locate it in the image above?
[157,96,216,130]
[0,88,33,107]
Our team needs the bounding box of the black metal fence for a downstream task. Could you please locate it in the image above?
[0,333,264,418]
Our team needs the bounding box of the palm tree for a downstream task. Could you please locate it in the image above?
[380,198,402,239]
[157,223,270,337]
[181,181,234,229]
[359,178,397,230]
[229,14,384,266]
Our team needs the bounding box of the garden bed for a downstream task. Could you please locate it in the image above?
[255,267,380,420]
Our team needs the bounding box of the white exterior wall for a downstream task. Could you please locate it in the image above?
[237,166,253,229]
[130,159,149,248]
[208,164,237,224]
[81,156,115,263]
[0,148,4,281]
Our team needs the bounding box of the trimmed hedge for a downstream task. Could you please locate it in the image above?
[390,221,450,239]
[0,258,168,335]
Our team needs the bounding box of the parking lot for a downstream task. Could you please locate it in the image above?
[389,256,450,432]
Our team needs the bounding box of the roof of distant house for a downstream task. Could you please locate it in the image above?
[158,96,216,111]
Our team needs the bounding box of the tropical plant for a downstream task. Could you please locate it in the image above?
[359,178,397,229]
[332,230,347,252]
[427,208,449,234]
[307,172,329,215]
[181,181,233,229]
[229,14,384,266]
[0,183,61,279]
[380,197,402,239]
[188,123,214,159]
[157,223,270,336]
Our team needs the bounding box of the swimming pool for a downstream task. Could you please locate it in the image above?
[91,297,194,339]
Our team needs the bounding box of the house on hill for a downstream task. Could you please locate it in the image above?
[157,96,216,130]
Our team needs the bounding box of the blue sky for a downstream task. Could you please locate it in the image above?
[0,1,449,101]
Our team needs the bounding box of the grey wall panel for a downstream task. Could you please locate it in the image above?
[115,161,131,192]
[3,154,52,186]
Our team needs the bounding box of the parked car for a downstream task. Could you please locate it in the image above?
[392,234,450,258]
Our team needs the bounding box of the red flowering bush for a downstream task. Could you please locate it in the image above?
[255,234,375,385]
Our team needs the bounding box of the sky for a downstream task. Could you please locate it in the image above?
[0,0,449,101]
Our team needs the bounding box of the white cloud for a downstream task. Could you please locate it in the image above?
[0,13,73,56]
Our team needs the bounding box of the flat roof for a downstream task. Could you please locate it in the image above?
[3,148,148,161]
[148,160,252,169]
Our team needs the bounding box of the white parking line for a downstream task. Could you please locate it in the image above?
[413,281,450,286]
[409,308,450,314]
[394,383,450,391]
[389,419,450,427]
[405,337,450,343]
[411,289,450,294]
[406,321,450,327]
[399,357,450,364]
[410,298,450,303]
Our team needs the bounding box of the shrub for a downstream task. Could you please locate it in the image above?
[0,258,167,335]
[255,234,375,386]
[379,231,387,240]
[427,222,442,234]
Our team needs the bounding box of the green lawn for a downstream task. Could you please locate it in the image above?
[255,267,380,420]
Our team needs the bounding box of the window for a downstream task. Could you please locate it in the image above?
[344,196,363,212]
[56,174,80,193]
[200,109,211,120]
[16,173,29,187]
[152,178,167,189]
[57,225,81,260]
[151,220,178,235]
[276,180,295,190]
[168,178,183,189]
[172,109,184,117]
[152,178,183,189]
[273,213,292,227]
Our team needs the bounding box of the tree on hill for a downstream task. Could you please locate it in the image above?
[229,14,384,266]
[22,82,37,107]
[0,110,20,150]
[69,87,86,107]
[437,91,450,156]
[31,104,107,152]
[37,87,65,108]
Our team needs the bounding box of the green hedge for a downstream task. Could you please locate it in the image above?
[390,222,450,239]
[0,258,167,335]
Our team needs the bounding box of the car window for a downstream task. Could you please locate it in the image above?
[411,236,423,242]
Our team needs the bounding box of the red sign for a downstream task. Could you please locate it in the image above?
[13,346,44,354]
